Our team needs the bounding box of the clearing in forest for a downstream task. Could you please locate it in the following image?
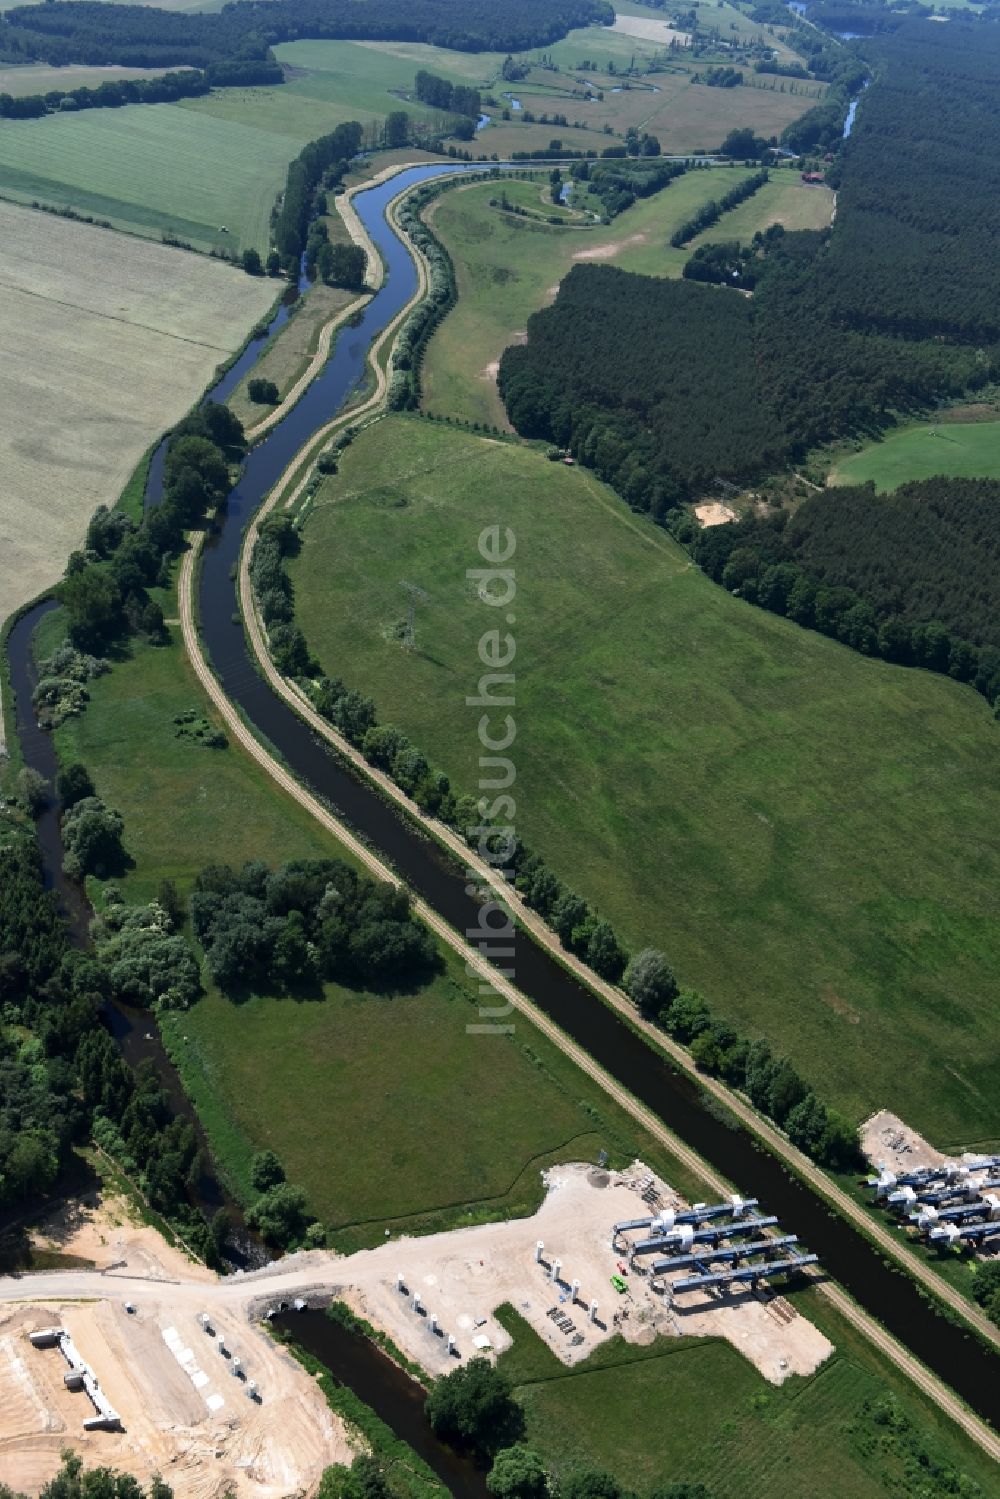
[830,419,1000,491]
[0,202,274,631]
[288,415,1000,1145]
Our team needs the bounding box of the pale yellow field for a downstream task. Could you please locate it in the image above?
[0,63,170,97]
[0,202,275,634]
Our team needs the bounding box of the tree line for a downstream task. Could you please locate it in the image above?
[413,68,481,120]
[690,482,1000,709]
[59,401,246,654]
[0,0,612,75]
[669,168,768,247]
[0,832,225,1260]
[0,1453,173,1499]
[0,66,211,120]
[271,120,363,272]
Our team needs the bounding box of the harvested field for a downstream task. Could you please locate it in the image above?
[610,14,692,45]
[0,64,171,96]
[0,201,274,638]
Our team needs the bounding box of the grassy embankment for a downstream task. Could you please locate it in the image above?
[288,415,1000,1146]
[226,283,357,432]
[495,1298,1000,1498]
[421,171,830,427]
[34,599,705,1246]
[830,418,1000,491]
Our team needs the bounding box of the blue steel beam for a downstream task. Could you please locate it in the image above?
[673,1254,819,1293]
[650,1235,798,1273]
[633,1216,779,1254]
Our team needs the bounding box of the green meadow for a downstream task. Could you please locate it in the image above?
[37,600,694,1240]
[289,416,1000,1146]
[0,104,291,252]
[830,419,1000,490]
[496,1299,1000,1497]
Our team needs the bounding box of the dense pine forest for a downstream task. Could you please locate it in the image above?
[0,0,612,71]
[823,22,1000,342]
[498,243,981,509]
[691,478,1000,705]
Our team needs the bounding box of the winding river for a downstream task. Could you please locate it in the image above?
[8,161,1000,1428]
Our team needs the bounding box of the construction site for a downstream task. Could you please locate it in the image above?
[864,1110,1000,1254]
[0,1163,830,1496]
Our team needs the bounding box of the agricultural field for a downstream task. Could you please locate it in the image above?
[0,103,294,252]
[497,1298,1000,1497]
[38,602,690,1245]
[421,167,808,428]
[288,415,1000,1146]
[829,418,1000,490]
[0,63,171,96]
[0,200,274,636]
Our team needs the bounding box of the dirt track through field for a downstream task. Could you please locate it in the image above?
[175,165,1000,1467]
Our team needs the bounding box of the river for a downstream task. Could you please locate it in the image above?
[8,159,1000,1427]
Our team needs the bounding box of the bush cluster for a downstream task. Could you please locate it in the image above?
[93,892,201,1012]
[190,857,439,993]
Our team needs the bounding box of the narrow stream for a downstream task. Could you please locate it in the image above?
[5,604,257,1265]
[8,161,1000,1425]
[274,1309,490,1499]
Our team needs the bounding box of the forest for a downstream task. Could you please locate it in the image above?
[691,479,1000,706]
[819,21,1000,342]
[0,835,224,1258]
[501,17,1000,510]
[498,239,982,511]
[0,0,612,72]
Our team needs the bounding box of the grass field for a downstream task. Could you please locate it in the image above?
[421,168,805,428]
[288,416,1000,1146]
[0,199,273,634]
[0,103,294,252]
[830,419,1000,490]
[163,950,649,1248]
[496,1298,1000,1497]
[689,172,834,244]
[39,600,700,1243]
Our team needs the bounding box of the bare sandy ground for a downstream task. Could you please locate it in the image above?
[28,1182,216,1286]
[0,1298,347,1499]
[0,1164,831,1493]
[860,1110,996,1176]
[610,15,692,46]
[573,232,648,261]
[694,502,737,527]
[337,1163,831,1386]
